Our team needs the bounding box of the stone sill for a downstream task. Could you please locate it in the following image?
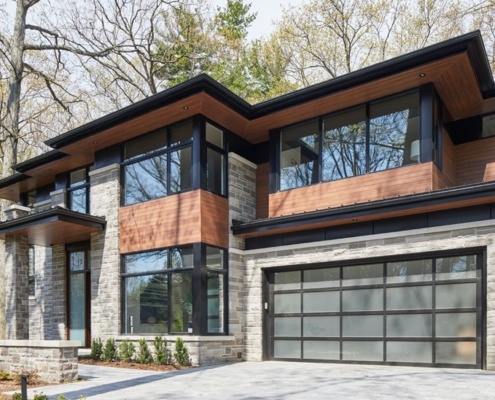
[118,335,236,343]
[0,340,81,348]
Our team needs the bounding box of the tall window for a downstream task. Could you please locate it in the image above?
[68,166,92,213]
[122,246,193,334]
[206,123,226,196]
[206,246,227,334]
[123,121,192,206]
[28,246,35,297]
[279,90,423,190]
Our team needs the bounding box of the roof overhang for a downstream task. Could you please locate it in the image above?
[0,208,106,246]
[231,181,495,237]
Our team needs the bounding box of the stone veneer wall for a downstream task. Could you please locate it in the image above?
[0,340,79,383]
[90,164,121,339]
[243,220,495,369]
[29,246,53,340]
[228,153,256,361]
[5,235,29,339]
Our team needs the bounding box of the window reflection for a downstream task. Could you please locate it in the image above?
[280,121,319,190]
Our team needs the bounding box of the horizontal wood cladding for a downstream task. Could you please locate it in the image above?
[200,190,229,248]
[269,164,433,218]
[119,190,228,254]
[456,136,495,185]
[256,163,269,219]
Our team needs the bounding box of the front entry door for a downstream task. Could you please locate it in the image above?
[68,249,91,347]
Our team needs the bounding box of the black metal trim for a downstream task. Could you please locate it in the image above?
[0,173,30,189]
[234,181,495,236]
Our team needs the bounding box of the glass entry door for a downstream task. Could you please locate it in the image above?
[68,249,90,347]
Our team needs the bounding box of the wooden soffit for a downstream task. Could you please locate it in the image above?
[0,208,106,246]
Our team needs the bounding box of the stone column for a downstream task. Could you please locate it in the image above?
[228,153,257,360]
[89,164,120,339]
[3,206,31,339]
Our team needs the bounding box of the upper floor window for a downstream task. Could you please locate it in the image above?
[68,166,93,213]
[123,120,192,206]
[206,123,226,196]
[279,90,421,191]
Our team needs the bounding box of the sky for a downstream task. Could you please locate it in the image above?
[210,0,299,39]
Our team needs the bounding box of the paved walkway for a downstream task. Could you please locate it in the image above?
[17,362,495,400]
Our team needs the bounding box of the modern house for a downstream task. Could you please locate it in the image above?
[0,31,494,369]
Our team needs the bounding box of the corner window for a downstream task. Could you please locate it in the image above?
[123,121,192,206]
[28,246,35,297]
[280,121,319,190]
[206,246,227,334]
[279,90,425,190]
[122,246,193,334]
[206,123,226,196]
[68,166,92,213]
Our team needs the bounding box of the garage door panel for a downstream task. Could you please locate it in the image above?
[436,342,477,364]
[386,286,432,310]
[342,341,383,361]
[342,288,383,311]
[436,313,477,337]
[303,316,340,337]
[274,293,300,313]
[303,291,339,312]
[343,315,383,337]
[436,283,477,309]
[386,314,432,337]
[387,342,433,363]
[303,268,339,288]
[303,341,340,360]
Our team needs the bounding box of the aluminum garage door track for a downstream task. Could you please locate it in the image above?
[16,361,495,400]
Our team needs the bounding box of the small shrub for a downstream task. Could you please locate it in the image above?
[12,393,22,400]
[137,338,153,364]
[90,337,103,360]
[173,337,190,366]
[119,340,136,363]
[102,338,117,361]
[33,392,49,400]
[57,396,68,400]
[0,371,10,380]
[153,336,168,365]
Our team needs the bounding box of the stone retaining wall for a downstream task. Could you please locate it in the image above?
[0,340,79,383]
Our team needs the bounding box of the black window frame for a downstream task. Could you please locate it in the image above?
[121,119,194,206]
[272,85,442,193]
[121,243,229,336]
[67,165,93,213]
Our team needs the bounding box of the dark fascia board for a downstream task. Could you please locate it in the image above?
[44,32,493,150]
[231,181,495,235]
[45,75,252,150]
[13,150,68,173]
[0,207,106,234]
[250,31,494,116]
[0,173,30,190]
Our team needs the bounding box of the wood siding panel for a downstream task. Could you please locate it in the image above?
[120,190,228,253]
[256,163,269,219]
[456,137,495,185]
[200,191,229,249]
[120,191,202,253]
[269,164,433,217]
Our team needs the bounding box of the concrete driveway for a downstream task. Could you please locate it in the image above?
[19,361,495,400]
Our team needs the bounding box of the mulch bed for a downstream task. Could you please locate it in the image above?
[78,357,190,372]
